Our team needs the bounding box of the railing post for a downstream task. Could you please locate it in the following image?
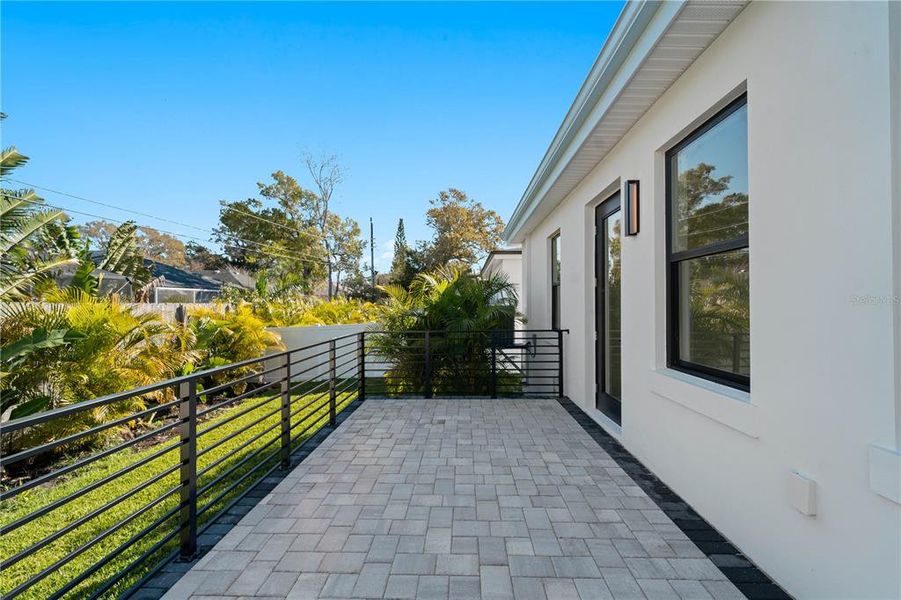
[557,329,565,398]
[358,332,366,401]
[177,379,198,560]
[490,332,498,399]
[423,331,432,399]
[329,340,337,427]
[280,351,292,469]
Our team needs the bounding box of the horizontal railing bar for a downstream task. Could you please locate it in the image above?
[285,340,357,369]
[1,419,183,501]
[197,429,281,496]
[1,360,279,434]
[195,378,282,418]
[197,416,282,479]
[83,526,180,600]
[285,344,358,378]
[198,361,289,397]
[289,384,356,433]
[49,506,181,600]
[196,399,283,458]
[287,368,358,421]
[363,329,568,334]
[327,378,360,400]
[289,409,331,445]
[0,439,180,534]
[1,333,369,433]
[196,440,283,516]
[284,363,359,410]
[197,389,281,435]
[285,353,344,381]
[293,351,358,383]
[0,399,180,469]
[1,462,181,570]
[7,485,181,599]
[290,385,356,431]
[288,393,332,423]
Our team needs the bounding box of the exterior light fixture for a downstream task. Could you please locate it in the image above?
[624,179,640,236]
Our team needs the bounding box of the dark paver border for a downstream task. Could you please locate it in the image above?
[556,396,793,600]
[129,397,366,600]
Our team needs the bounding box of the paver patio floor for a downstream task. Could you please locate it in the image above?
[162,398,745,599]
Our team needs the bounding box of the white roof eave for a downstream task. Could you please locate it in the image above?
[503,0,747,242]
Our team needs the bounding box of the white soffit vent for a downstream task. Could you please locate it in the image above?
[504,0,748,242]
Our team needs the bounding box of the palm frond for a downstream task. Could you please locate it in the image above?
[1,145,29,176]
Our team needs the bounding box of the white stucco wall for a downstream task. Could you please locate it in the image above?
[263,324,376,382]
[519,2,899,598]
[481,251,525,318]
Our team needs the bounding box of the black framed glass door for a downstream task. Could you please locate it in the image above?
[595,193,622,424]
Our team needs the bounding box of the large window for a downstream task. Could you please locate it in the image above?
[550,233,561,330]
[666,96,749,389]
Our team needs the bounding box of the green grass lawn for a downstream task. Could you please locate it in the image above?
[0,387,359,599]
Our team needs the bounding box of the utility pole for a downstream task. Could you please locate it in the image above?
[369,217,376,301]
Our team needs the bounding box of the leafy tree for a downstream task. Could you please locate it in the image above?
[214,166,365,298]
[79,220,188,267]
[421,188,504,271]
[137,226,187,267]
[185,241,229,270]
[214,171,327,293]
[341,263,380,300]
[675,162,750,373]
[0,121,81,301]
[327,214,365,296]
[673,162,748,250]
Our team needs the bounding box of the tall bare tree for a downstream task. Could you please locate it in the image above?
[303,153,344,299]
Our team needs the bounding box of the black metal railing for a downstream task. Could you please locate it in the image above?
[364,329,564,398]
[0,328,563,599]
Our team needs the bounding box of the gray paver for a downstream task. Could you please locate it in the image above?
[161,399,740,599]
[384,574,418,599]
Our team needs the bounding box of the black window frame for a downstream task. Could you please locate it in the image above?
[550,233,561,330]
[665,94,750,391]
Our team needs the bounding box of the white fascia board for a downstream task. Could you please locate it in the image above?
[503,0,686,242]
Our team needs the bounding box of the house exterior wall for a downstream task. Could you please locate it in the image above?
[481,252,524,317]
[519,2,899,598]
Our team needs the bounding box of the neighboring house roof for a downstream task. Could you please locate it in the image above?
[479,248,522,279]
[197,268,254,289]
[503,0,747,242]
[147,260,220,290]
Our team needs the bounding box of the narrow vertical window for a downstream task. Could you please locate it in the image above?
[666,96,750,389]
[550,233,561,330]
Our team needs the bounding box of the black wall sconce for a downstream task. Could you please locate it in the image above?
[624,179,640,236]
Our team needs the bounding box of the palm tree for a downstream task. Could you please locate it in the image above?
[375,267,520,395]
[1,116,81,300]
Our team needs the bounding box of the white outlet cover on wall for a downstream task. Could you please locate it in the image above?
[788,470,817,516]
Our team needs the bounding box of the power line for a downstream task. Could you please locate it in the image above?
[222,205,328,242]
[4,178,211,234]
[1,180,332,266]
[3,191,332,267]
[7,177,331,243]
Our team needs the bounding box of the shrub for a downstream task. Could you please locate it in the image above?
[188,303,283,393]
[0,292,195,453]
[373,268,520,395]
[227,296,379,328]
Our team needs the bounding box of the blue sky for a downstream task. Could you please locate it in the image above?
[2,1,623,271]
